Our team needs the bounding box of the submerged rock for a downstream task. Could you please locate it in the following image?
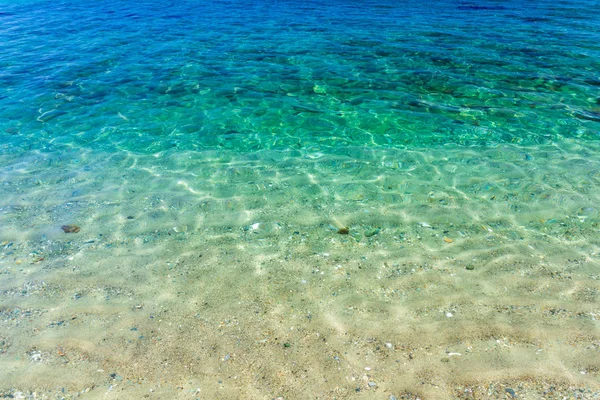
[61,225,80,233]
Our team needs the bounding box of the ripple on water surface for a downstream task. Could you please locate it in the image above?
[1,0,600,398]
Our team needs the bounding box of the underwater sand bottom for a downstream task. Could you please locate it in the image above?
[1,143,600,398]
[1,226,600,399]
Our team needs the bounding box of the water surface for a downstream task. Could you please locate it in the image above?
[1,0,600,398]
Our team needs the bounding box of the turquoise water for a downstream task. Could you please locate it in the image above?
[2,0,599,153]
[2,0,600,398]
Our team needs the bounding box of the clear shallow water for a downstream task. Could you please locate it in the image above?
[1,0,600,398]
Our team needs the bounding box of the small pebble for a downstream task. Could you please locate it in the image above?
[364,228,380,237]
[443,237,453,243]
[61,225,80,233]
[337,227,350,235]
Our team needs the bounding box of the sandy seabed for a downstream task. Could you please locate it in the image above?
[1,143,600,399]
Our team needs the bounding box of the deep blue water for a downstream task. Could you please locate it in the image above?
[1,0,599,154]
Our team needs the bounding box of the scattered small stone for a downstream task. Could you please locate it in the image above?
[0,337,10,354]
[27,349,43,362]
[337,227,350,235]
[365,228,381,237]
[441,357,450,363]
[61,225,80,234]
[466,265,475,271]
[47,320,65,328]
[443,237,453,243]
[283,343,291,348]
[110,373,123,381]
[505,388,517,398]
[127,216,134,219]
[368,382,377,387]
